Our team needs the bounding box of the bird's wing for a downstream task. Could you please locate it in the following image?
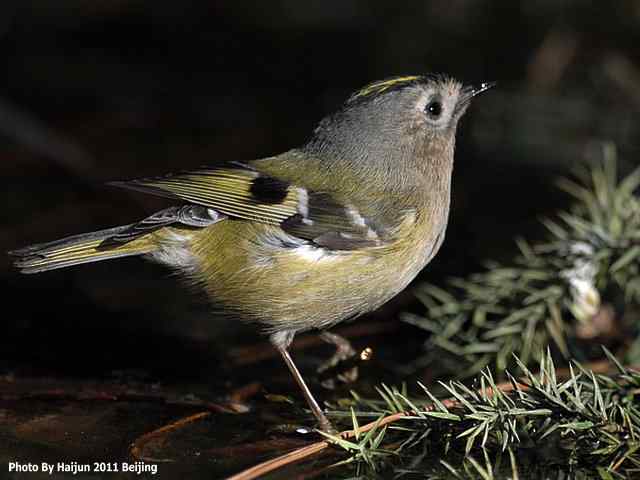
[110,163,398,250]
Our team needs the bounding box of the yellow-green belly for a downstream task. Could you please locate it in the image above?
[186,213,441,334]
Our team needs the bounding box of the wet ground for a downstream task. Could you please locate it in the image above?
[1,318,422,479]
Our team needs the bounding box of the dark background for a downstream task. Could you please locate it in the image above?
[1,0,639,392]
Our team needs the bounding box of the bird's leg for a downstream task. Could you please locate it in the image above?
[317,331,358,389]
[271,330,336,433]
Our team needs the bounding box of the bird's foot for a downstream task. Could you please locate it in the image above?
[317,417,339,435]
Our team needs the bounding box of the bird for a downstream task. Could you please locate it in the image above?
[9,74,493,432]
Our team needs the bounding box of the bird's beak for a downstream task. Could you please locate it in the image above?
[470,81,496,97]
[461,81,496,103]
[455,81,495,117]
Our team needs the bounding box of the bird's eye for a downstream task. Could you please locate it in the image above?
[426,100,443,118]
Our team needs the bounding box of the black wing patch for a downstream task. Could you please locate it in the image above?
[249,176,289,204]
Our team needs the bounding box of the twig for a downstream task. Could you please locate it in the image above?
[0,97,96,178]
[527,29,580,92]
[130,411,211,463]
[0,377,248,413]
[225,359,614,480]
[229,381,262,404]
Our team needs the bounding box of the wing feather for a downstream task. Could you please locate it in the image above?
[111,163,397,250]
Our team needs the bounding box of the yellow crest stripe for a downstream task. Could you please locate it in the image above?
[352,75,421,100]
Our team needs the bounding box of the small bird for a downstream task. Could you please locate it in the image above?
[10,75,493,432]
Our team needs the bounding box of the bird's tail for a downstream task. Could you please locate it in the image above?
[9,225,156,274]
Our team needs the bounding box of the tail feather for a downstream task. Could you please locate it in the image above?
[9,224,156,274]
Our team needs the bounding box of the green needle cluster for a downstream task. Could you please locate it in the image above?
[405,147,640,375]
